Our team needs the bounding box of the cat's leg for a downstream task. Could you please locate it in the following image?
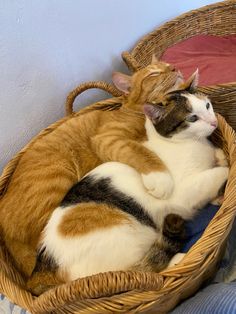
[131,214,186,272]
[175,166,229,218]
[215,148,228,167]
[141,171,173,200]
[210,180,227,206]
[211,148,228,205]
[91,134,173,199]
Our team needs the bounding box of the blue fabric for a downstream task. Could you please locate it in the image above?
[181,204,220,252]
[171,282,236,314]
[214,218,236,283]
[0,295,28,313]
[172,215,236,313]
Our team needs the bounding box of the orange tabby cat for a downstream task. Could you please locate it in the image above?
[0,58,182,277]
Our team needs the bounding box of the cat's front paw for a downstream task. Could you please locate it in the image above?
[211,195,224,206]
[211,166,229,205]
[142,171,174,199]
[218,166,229,182]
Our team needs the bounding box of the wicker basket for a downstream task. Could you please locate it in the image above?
[0,83,235,314]
[1,1,236,313]
[122,0,236,131]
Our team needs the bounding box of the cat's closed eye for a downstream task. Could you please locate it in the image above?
[186,115,198,122]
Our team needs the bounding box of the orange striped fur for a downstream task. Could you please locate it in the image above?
[0,60,181,277]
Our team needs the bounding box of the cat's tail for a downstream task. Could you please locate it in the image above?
[131,214,186,273]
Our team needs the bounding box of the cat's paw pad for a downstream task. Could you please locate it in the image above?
[215,148,228,167]
[142,171,174,199]
[167,253,186,268]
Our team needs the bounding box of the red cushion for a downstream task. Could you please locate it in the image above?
[160,34,236,86]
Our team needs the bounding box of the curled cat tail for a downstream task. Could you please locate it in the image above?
[131,214,186,273]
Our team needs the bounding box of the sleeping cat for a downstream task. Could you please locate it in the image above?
[27,71,228,294]
[0,58,183,277]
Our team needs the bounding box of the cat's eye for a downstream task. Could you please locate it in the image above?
[206,102,210,110]
[186,115,198,122]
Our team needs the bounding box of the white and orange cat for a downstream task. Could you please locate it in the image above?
[27,71,228,294]
[0,59,183,277]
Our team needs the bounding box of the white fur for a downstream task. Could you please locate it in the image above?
[142,171,173,199]
[42,206,157,280]
[143,117,228,219]
[42,93,228,280]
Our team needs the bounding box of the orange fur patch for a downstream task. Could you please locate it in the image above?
[58,203,130,236]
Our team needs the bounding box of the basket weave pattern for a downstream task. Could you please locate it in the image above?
[1,1,236,313]
[122,1,236,71]
[0,109,235,313]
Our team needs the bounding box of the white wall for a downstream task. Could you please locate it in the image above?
[0,0,216,172]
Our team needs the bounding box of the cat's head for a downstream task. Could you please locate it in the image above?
[112,56,183,108]
[143,70,218,140]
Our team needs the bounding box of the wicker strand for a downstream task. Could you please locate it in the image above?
[31,271,163,314]
[121,51,142,72]
[0,272,33,311]
[65,81,122,116]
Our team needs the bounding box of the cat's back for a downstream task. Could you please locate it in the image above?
[0,110,103,240]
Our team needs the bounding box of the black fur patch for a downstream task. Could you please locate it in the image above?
[61,176,156,229]
[34,247,58,273]
[162,213,186,254]
[153,94,191,137]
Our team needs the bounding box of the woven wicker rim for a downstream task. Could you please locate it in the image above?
[122,0,236,72]
[0,97,235,313]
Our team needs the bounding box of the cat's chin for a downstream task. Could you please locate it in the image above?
[172,131,215,141]
[200,123,218,138]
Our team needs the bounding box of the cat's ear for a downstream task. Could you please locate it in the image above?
[112,72,131,94]
[143,104,165,121]
[180,69,199,93]
[151,54,159,65]
[175,71,185,86]
[166,71,184,93]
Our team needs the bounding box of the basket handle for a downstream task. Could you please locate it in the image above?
[122,51,143,72]
[65,81,123,115]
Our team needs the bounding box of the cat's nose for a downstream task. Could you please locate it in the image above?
[211,121,218,128]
